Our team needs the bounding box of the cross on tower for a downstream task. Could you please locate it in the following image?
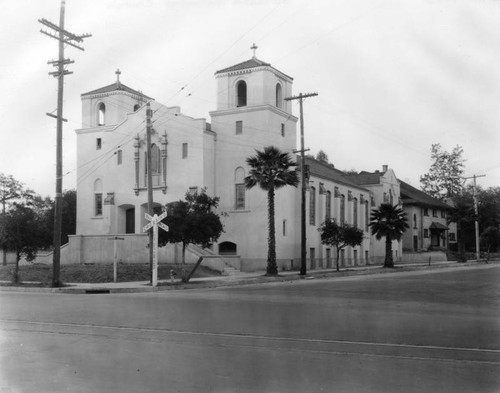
[250,43,258,58]
[115,68,121,85]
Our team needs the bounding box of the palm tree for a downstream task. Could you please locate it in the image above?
[369,203,409,268]
[245,146,299,275]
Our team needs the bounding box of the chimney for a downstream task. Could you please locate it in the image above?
[382,165,388,172]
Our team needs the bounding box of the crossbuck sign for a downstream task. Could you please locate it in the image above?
[143,212,169,287]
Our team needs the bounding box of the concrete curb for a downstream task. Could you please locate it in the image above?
[0,260,497,294]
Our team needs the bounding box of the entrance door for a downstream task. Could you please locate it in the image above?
[326,248,331,268]
[310,248,316,270]
[125,208,135,234]
[431,231,440,247]
[413,235,418,251]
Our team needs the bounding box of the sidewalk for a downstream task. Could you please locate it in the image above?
[0,260,495,294]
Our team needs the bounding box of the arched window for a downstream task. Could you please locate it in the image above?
[309,186,316,225]
[365,201,369,231]
[275,83,282,108]
[236,80,247,107]
[94,179,103,216]
[340,194,346,224]
[98,103,106,126]
[325,191,331,220]
[150,144,161,174]
[235,167,245,210]
[353,198,358,227]
[219,241,237,255]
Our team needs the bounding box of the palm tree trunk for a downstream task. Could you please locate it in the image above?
[2,201,6,266]
[336,248,340,272]
[13,248,20,284]
[384,235,394,268]
[457,221,466,262]
[267,187,277,275]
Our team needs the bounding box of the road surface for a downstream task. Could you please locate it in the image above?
[1,264,499,392]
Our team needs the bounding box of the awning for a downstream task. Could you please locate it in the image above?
[429,222,448,230]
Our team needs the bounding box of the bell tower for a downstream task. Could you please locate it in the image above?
[209,48,299,263]
[209,48,298,207]
[80,69,151,129]
[210,47,297,152]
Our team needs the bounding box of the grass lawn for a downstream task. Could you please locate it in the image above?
[0,263,220,284]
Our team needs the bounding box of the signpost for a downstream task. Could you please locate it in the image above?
[107,236,124,283]
[143,212,169,287]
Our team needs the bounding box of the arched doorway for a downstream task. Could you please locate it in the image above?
[219,241,237,255]
[125,208,135,234]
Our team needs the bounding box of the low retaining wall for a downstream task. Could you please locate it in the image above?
[34,234,240,274]
[401,251,448,264]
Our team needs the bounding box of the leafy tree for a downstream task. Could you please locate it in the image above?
[45,190,77,245]
[1,199,52,283]
[158,188,224,265]
[0,173,32,265]
[447,185,500,256]
[420,144,465,199]
[343,169,358,175]
[369,203,409,268]
[476,186,500,230]
[316,150,329,164]
[480,226,500,261]
[245,146,299,276]
[318,219,364,271]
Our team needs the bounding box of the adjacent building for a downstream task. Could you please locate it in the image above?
[399,180,457,252]
[344,166,403,264]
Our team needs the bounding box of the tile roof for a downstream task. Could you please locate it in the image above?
[300,156,369,190]
[81,82,152,99]
[344,171,383,185]
[399,180,452,209]
[215,57,293,80]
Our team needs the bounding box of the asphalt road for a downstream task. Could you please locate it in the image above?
[0,264,499,393]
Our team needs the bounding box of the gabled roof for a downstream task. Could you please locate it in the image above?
[215,57,293,80]
[399,180,452,210]
[430,222,448,230]
[300,156,369,191]
[344,171,383,185]
[81,82,152,99]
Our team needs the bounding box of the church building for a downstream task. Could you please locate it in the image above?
[63,52,394,272]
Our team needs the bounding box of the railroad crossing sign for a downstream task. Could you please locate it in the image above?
[143,212,169,287]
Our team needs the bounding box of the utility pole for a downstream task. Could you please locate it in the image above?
[285,92,318,276]
[464,174,486,261]
[39,0,91,287]
[146,102,154,284]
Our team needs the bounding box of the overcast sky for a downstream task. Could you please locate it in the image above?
[1,0,499,197]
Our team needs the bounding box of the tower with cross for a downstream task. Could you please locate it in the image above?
[80,69,151,128]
